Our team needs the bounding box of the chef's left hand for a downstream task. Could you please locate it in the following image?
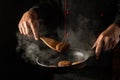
[92,23,120,59]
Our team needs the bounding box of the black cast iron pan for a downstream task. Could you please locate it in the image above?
[35,48,95,68]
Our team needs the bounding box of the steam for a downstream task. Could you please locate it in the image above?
[57,14,97,50]
[24,43,41,63]
[16,14,99,66]
[16,33,72,65]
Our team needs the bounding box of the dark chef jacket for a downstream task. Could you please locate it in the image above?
[17,0,120,80]
[31,0,120,49]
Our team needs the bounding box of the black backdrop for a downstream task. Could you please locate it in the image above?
[1,0,117,80]
[0,0,53,79]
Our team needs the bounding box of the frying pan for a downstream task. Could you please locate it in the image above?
[35,48,95,68]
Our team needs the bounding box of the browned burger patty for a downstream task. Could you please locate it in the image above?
[56,42,70,52]
[58,60,71,67]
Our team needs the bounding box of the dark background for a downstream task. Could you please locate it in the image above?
[0,0,120,80]
[0,0,53,79]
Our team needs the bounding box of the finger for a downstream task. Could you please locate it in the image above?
[20,23,25,34]
[106,42,110,51]
[112,36,119,49]
[29,20,39,40]
[18,23,23,34]
[21,23,26,35]
[92,40,97,49]
[112,39,119,49]
[23,21,29,35]
[95,39,103,57]
[107,39,112,50]
[103,37,110,51]
[26,21,33,36]
[107,37,115,50]
[108,35,116,50]
[112,43,117,49]
[92,40,99,60]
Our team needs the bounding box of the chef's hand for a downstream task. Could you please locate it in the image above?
[92,23,120,59]
[18,9,39,40]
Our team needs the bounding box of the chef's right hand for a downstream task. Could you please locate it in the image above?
[18,9,39,40]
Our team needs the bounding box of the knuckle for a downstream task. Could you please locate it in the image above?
[99,35,104,40]
[28,19,32,23]
[104,36,109,40]
[100,33,104,37]
[104,36,112,42]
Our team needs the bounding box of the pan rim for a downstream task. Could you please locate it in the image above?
[35,48,94,68]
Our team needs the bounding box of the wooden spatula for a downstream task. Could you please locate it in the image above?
[40,37,70,52]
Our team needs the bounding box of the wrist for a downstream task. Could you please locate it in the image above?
[112,23,120,35]
[113,19,120,28]
[105,23,120,35]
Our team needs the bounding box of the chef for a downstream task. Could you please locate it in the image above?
[17,0,120,80]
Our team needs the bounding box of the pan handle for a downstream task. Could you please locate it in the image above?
[89,49,95,57]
